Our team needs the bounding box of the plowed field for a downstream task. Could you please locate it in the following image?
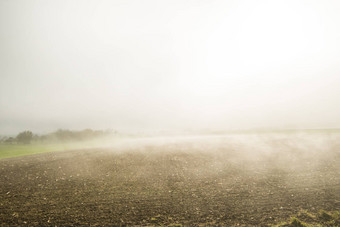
[1,134,340,226]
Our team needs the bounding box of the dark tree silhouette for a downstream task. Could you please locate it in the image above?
[16,131,33,144]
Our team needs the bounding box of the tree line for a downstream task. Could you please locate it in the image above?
[0,129,116,145]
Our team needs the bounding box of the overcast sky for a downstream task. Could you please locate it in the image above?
[1,0,340,134]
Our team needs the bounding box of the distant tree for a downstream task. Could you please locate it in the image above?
[16,131,33,144]
[54,129,74,141]
[4,137,15,144]
[32,134,40,141]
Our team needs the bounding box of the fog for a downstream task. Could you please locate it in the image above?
[2,130,339,225]
[1,0,340,134]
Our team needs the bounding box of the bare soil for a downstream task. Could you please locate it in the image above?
[1,136,340,226]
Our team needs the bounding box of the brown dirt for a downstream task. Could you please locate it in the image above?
[1,137,340,226]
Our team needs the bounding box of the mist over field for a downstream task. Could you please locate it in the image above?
[1,0,340,226]
[1,132,340,225]
[1,0,340,134]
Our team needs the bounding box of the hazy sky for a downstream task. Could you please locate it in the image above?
[1,0,340,134]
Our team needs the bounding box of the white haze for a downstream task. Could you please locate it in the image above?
[1,0,340,134]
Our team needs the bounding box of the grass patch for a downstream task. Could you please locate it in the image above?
[272,209,340,227]
[0,144,56,159]
[0,142,97,159]
[290,217,307,227]
[318,210,333,222]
